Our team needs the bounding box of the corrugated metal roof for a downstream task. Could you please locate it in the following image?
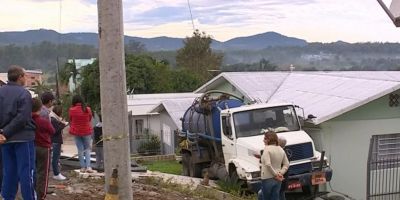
[127,93,199,116]
[196,71,400,124]
[150,98,197,129]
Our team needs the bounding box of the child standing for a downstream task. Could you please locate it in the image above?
[32,97,55,200]
[50,105,68,180]
[94,114,104,172]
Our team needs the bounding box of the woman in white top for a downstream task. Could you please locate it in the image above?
[259,130,289,200]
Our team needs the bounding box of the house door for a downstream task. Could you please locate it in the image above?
[162,124,172,154]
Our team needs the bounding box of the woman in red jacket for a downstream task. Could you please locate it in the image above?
[69,95,94,173]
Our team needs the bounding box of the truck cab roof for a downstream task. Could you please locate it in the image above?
[220,102,295,114]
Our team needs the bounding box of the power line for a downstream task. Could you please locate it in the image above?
[186,0,196,31]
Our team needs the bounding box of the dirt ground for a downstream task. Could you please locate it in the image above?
[45,170,203,200]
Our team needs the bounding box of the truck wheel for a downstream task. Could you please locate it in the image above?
[182,153,191,176]
[229,170,246,194]
[189,163,203,178]
[302,185,318,195]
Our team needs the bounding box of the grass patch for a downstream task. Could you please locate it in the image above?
[141,160,182,175]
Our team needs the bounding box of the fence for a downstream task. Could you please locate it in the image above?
[367,133,400,200]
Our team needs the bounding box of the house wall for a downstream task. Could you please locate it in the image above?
[129,114,161,153]
[158,112,179,154]
[25,71,42,88]
[316,94,400,200]
[211,81,247,102]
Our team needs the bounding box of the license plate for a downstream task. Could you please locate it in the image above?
[287,181,302,190]
[312,172,326,185]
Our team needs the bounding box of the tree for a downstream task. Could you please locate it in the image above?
[80,60,101,112]
[59,61,78,86]
[78,54,204,113]
[31,80,51,97]
[176,30,223,82]
[170,69,202,92]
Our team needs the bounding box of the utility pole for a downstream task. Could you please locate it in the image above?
[98,1,133,200]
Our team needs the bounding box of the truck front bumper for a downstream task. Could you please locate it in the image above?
[247,168,333,192]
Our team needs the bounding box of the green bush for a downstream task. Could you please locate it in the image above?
[137,134,161,155]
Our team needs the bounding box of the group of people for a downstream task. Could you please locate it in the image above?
[259,129,290,200]
[0,65,104,200]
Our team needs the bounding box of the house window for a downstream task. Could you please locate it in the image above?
[135,119,144,135]
[31,77,35,80]
[31,82,36,86]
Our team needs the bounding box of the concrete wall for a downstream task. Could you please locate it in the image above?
[316,94,400,200]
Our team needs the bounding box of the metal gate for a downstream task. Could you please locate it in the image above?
[367,133,400,200]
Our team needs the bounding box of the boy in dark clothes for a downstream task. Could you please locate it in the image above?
[94,114,104,172]
[50,105,68,181]
[32,97,55,200]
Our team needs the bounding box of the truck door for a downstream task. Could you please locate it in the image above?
[221,116,237,163]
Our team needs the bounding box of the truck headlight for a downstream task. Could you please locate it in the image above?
[246,171,261,179]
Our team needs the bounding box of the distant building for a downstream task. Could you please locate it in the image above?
[67,58,96,92]
[25,70,43,88]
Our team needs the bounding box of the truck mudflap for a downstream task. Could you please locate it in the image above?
[247,168,333,193]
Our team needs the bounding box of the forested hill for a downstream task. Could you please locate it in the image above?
[1,29,400,72]
[0,29,307,51]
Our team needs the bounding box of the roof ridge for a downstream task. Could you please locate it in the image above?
[266,72,291,103]
[296,71,400,82]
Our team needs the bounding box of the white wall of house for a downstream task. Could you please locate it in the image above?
[158,112,179,154]
[129,114,161,153]
[314,93,400,200]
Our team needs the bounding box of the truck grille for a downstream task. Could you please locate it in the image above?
[287,162,312,176]
[285,142,313,161]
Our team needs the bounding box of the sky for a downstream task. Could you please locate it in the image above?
[0,0,399,43]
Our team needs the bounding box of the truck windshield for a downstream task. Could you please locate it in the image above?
[233,105,300,138]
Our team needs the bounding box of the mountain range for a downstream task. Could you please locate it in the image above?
[0,29,307,51]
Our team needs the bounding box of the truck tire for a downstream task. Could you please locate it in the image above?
[302,185,318,196]
[189,163,203,178]
[182,153,191,176]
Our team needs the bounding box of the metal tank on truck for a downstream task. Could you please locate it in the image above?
[179,90,333,194]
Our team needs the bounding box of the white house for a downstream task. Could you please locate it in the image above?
[150,98,198,154]
[127,93,200,154]
[195,71,400,200]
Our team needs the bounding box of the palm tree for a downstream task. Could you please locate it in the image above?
[32,80,51,97]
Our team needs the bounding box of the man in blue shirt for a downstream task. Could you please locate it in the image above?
[0,65,36,200]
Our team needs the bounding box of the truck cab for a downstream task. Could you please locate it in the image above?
[220,103,332,192]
